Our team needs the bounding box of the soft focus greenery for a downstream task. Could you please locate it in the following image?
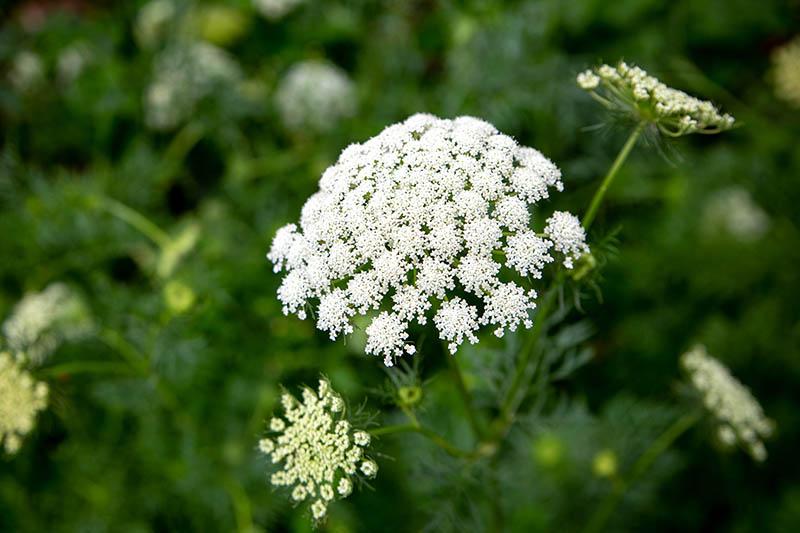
[1,1,799,531]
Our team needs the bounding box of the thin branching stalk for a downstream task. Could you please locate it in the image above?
[583,410,703,533]
[491,280,560,441]
[93,195,172,249]
[582,122,646,230]
[370,423,477,459]
[445,342,486,438]
[222,473,255,533]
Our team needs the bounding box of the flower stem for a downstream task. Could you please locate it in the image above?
[582,122,645,231]
[36,360,138,378]
[583,410,702,533]
[445,345,485,438]
[93,195,172,249]
[493,281,560,439]
[370,423,477,459]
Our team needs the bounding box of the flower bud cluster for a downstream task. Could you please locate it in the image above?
[0,352,48,454]
[681,345,774,461]
[771,37,800,108]
[258,379,376,522]
[577,62,735,136]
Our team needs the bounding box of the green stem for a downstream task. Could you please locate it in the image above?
[445,345,485,438]
[98,328,191,429]
[370,424,476,459]
[98,328,151,375]
[156,121,205,185]
[583,410,702,533]
[36,360,138,378]
[93,195,171,249]
[494,282,559,438]
[222,474,254,533]
[582,122,645,231]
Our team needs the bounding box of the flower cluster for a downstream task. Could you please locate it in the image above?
[577,62,735,136]
[702,186,770,242]
[2,283,93,364]
[145,42,242,130]
[268,114,587,365]
[8,50,45,93]
[258,379,376,522]
[771,37,800,108]
[681,345,774,461]
[253,0,306,20]
[274,60,356,133]
[134,0,177,50]
[0,352,49,454]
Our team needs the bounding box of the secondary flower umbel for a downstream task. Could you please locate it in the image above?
[577,62,735,136]
[259,379,376,522]
[268,114,587,365]
[681,345,774,461]
[0,352,49,454]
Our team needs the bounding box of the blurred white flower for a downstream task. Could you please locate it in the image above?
[268,114,586,365]
[258,378,376,523]
[253,0,305,21]
[145,42,242,130]
[57,42,92,86]
[274,60,356,133]
[2,283,93,364]
[134,0,177,50]
[577,62,735,136]
[8,50,45,93]
[0,352,48,454]
[702,186,770,242]
[771,37,800,108]
[681,345,774,462]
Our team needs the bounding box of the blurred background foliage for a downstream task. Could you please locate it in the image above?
[1,0,799,531]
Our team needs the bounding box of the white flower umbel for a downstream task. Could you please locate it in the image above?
[577,62,735,136]
[2,283,93,364]
[8,50,45,93]
[253,0,305,20]
[258,378,376,523]
[134,0,177,49]
[268,114,587,365]
[0,352,48,454]
[544,211,589,269]
[702,186,770,242]
[145,42,242,130]
[771,37,800,108]
[274,60,356,133]
[681,345,775,461]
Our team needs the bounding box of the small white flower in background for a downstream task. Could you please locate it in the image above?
[134,0,177,50]
[57,42,92,86]
[274,60,356,133]
[258,378,376,523]
[253,0,306,21]
[681,345,775,462]
[0,352,48,454]
[145,42,242,130]
[2,283,93,364]
[577,62,735,136]
[702,186,770,242]
[268,114,587,365]
[771,36,800,108]
[8,50,45,93]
